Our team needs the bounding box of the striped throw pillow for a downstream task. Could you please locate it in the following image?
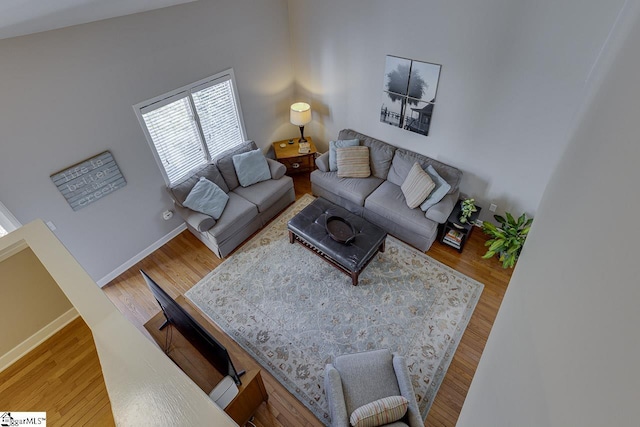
[401,162,435,209]
[349,395,409,427]
[337,146,371,178]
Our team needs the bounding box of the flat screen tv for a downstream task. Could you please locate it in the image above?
[140,270,243,385]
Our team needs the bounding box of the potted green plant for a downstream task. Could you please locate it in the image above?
[459,198,478,224]
[482,212,533,268]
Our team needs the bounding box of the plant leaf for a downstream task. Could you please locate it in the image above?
[482,250,496,259]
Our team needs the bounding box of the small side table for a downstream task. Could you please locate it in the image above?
[272,137,317,175]
[439,200,482,253]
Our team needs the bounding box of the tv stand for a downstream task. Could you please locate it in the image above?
[144,296,268,426]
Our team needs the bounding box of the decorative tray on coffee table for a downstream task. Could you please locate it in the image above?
[325,215,356,245]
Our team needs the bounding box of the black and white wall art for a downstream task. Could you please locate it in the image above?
[380,55,442,136]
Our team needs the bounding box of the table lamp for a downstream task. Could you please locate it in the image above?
[290,102,311,142]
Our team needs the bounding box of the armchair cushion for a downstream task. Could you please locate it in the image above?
[232,148,271,187]
[182,177,229,220]
[333,349,400,416]
[350,396,408,427]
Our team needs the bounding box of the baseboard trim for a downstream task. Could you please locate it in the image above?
[96,223,187,288]
[0,308,79,373]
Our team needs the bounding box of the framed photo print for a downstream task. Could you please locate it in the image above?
[380,55,441,136]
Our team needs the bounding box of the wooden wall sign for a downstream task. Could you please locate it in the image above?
[51,151,127,211]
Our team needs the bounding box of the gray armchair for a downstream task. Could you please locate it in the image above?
[324,349,423,427]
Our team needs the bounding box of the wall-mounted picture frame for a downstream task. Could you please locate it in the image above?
[380,55,442,136]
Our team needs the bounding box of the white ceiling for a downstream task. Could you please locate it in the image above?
[0,0,197,40]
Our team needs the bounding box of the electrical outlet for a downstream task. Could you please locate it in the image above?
[474,219,484,227]
[46,221,57,231]
[489,203,497,212]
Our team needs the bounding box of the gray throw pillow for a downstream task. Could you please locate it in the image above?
[420,165,451,211]
[329,139,359,171]
[182,177,229,220]
[232,148,271,187]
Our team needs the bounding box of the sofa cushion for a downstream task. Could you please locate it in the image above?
[311,171,383,207]
[182,177,229,220]
[401,162,435,209]
[350,396,409,427]
[365,181,438,239]
[167,163,229,207]
[266,158,286,180]
[205,192,258,242]
[338,129,396,179]
[387,149,461,194]
[214,140,258,191]
[337,146,371,178]
[425,192,458,224]
[232,148,271,187]
[329,138,360,171]
[232,175,293,213]
[419,165,451,211]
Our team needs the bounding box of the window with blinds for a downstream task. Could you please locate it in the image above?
[134,69,246,184]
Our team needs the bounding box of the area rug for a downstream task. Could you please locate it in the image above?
[185,194,484,424]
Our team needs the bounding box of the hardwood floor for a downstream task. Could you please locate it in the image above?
[103,172,512,426]
[0,317,115,426]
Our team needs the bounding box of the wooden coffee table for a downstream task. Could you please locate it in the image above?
[287,198,387,286]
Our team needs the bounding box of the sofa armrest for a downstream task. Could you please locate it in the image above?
[315,151,330,172]
[174,204,216,232]
[425,192,459,223]
[392,354,423,427]
[266,158,286,180]
[324,364,350,427]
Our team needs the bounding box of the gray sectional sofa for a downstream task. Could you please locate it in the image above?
[167,140,295,257]
[311,129,463,252]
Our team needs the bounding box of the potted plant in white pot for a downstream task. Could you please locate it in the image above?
[482,212,532,268]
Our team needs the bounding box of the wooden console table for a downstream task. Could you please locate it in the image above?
[144,296,268,426]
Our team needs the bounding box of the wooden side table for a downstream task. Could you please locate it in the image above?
[272,136,317,175]
[438,200,482,253]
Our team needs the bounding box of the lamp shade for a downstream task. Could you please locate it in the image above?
[290,102,312,126]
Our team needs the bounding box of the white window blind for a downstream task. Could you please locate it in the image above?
[135,69,246,185]
[142,97,205,184]
[192,79,244,158]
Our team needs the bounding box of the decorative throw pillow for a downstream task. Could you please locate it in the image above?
[349,395,409,427]
[401,162,435,209]
[337,146,371,178]
[329,138,360,171]
[419,165,452,211]
[232,148,271,187]
[182,177,229,220]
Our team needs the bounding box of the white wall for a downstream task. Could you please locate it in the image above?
[0,0,294,282]
[287,0,625,220]
[458,1,640,425]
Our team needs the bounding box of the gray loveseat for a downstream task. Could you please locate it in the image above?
[311,129,462,252]
[167,140,295,257]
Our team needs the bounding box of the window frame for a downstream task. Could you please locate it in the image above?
[0,201,21,235]
[133,68,247,185]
